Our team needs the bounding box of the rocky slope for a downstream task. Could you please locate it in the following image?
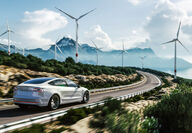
[0,65,138,97]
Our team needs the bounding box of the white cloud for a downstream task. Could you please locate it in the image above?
[84,25,149,51]
[0,39,20,45]
[84,25,113,51]
[21,9,68,48]
[132,30,137,34]
[127,0,141,5]
[114,29,149,50]
[142,0,192,58]
[175,0,192,13]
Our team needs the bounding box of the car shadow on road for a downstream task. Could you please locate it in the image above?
[0,102,84,118]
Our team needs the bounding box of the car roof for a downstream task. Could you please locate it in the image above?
[23,77,57,84]
[34,77,56,80]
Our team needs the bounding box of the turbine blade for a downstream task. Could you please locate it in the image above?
[56,44,64,55]
[55,37,60,44]
[91,40,98,49]
[177,21,181,39]
[6,21,9,30]
[98,47,103,50]
[122,41,124,51]
[0,31,8,37]
[177,40,190,53]
[78,8,96,20]
[0,44,7,51]
[49,44,54,46]
[161,39,175,45]
[55,7,76,20]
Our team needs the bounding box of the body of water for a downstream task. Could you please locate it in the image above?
[165,68,192,79]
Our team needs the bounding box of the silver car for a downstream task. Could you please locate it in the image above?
[13,77,89,110]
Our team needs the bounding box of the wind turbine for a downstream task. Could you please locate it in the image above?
[50,39,64,60]
[0,22,14,55]
[140,56,146,69]
[121,41,128,67]
[91,40,102,65]
[22,48,25,56]
[55,7,95,63]
[161,21,189,79]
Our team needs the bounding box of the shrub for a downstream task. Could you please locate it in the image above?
[12,124,45,133]
[106,111,140,133]
[0,90,3,97]
[144,91,192,133]
[161,77,171,88]
[49,127,66,133]
[89,99,123,129]
[0,50,136,76]
[125,95,144,103]
[140,116,159,133]
[65,57,75,64]
[3,87,14,98]
[58,108,87,125]
[103,98,122,113]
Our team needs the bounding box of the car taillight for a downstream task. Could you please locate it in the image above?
[33,87,43,93]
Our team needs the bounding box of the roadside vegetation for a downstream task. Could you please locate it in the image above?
[0,51,136,76]
[9,54,192,133]
[79,74,141,89]
[144,84,192,133]
[0,50,142,98]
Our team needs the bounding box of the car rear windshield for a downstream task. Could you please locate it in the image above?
[24,78,54,84]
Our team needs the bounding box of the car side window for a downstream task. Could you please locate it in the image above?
[49,79,67,87]
[65,79,77,87]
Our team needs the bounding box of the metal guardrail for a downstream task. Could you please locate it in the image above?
[0,98,13,103]
[0,71,147,103]
[0,72,161,133]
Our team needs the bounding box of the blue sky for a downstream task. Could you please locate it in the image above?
[1,0,192,62]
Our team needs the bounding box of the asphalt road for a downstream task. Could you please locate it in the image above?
[0,71,160,125]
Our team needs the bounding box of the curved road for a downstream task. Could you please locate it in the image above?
[0,71,160,125]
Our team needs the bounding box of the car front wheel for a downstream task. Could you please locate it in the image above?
[48,94,60,110]
[82,91,89,103]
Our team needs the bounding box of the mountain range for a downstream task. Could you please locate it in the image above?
[0,37,192,71]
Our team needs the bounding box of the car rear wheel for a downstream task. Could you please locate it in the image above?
[48,94,60,110]
[82,91,89,103]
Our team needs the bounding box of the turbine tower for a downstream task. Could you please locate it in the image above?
[56,7,95,63]
[23,48,25,56]
[0,22,14,55]
[91,40,102,65]
[121,41,128,67]
[140,56,146,69]
[161,21,189,79]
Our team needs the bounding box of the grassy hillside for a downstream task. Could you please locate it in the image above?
[0,50,136,76]
[0,50,142,98]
